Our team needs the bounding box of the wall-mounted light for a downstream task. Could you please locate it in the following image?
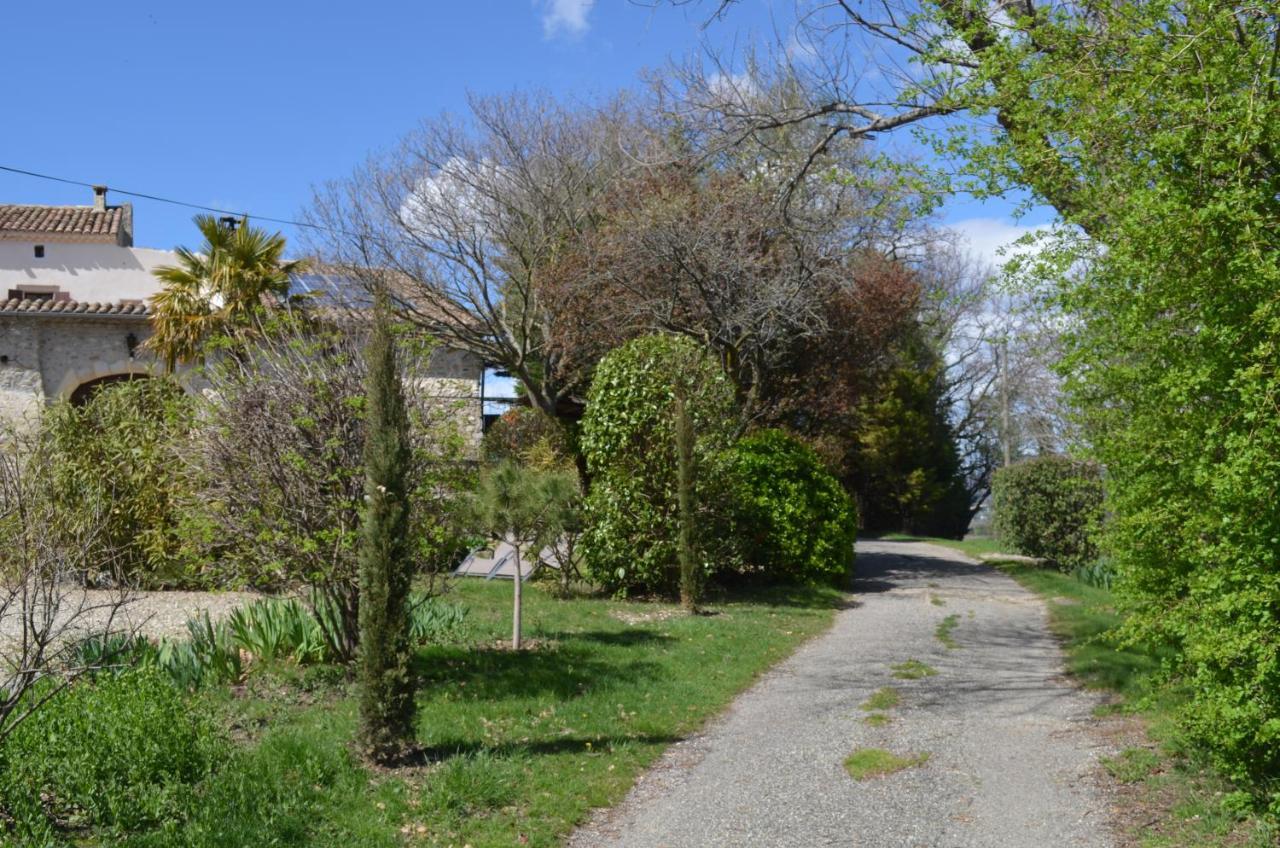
[126,333,139,359]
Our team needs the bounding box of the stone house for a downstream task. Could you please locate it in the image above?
[0,188,484,440]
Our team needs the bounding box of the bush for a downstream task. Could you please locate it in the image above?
[579,335,738,595]
[41,378,198,587]
[724,430,857,584]
[192,317,471,660]
[481,406,573,469]
[991,455,1103,571]
[0,669,223,841]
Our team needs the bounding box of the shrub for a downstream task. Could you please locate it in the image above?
[579,335,738,596]
[192,317,470,660]
[991,455,1103,571]
[724,430,857,584]
[481,406,573,469]
[0,669,223,841]
[41,378,198,587]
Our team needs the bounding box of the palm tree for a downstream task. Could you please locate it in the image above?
[146,215,304,371]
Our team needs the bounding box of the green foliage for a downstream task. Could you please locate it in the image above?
[480,406,574,470]
[195,317,469,661]
[146,214,302,370]
[41,378,198,587]
[848,338,972,538]
[580,335,738,595]
[226,599,329,665]
[357,304,416,761]
[917,0,1280,805]
[991,455,1103,571]
[723,429,857,584]
[0,669,223,842]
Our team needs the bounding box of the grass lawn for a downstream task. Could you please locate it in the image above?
[112,579,843,847]
[991,560,1277,848]
[871,533,1008,559]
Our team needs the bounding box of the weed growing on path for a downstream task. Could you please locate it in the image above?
[844,748,929,780]
[930,595,945,606]
[860,687,901,711]
[891,659,938,680]
[935,615,960,650]
[863,712,892,727]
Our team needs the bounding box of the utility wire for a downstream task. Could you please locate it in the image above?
[0,163,331,235]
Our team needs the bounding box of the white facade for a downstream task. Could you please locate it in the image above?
[0,242,174,303]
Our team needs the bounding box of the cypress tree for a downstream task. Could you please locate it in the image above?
[673,384,699,613]
[357,300,415,763]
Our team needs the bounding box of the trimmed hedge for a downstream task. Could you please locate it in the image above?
[991,455,1103,571]
[725,429,857,584]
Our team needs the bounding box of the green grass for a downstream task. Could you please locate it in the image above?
[843,748,929,780]
[935,614,960,650]
[993,561,1277,847]
[860,687,901,712]
[873,533,1007,559]
[79,579,843,848]
[862,712,892,727]
[890,659,938,680]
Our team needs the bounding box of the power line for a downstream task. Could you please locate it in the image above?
[0,163,329,234]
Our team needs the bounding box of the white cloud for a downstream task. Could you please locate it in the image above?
[538,0,595,39]
[947,217,1048,271]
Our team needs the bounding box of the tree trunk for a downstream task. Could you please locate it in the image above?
[674,388,699,614]
[512,545,524,650]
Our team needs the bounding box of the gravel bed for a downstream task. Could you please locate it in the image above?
[0,587,261,646]
[569,539,1116,848]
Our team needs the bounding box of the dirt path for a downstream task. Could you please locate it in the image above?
[569,539,1115,848]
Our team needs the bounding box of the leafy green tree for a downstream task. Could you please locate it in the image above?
[849,338,971,539]
[469,462,579,649]
[356,302,417,762]
[146,214,303,370]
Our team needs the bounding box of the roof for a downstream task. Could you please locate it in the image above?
[0,204,129,243]
[0,297,148,317]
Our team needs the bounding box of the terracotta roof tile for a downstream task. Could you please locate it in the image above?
[0,204,124,238]
[0,297,149,316]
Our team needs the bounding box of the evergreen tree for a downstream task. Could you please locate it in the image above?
[357,301,415,763]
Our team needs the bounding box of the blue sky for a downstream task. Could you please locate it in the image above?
[1,0,1043,263]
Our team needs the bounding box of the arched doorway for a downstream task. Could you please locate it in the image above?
[69,373,152,407]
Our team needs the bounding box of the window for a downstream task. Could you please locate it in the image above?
[33,245,44,258]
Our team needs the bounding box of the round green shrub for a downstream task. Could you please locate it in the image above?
[724,429,857,584]
[41,378,198,588]
[991,455,1103,570]
[579,334,737,595]
[0,669,224,840]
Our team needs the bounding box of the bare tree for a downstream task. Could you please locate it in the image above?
[306,93,641,426]
[0,427,134,745]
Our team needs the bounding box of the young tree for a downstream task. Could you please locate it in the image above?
[357,300,416,763]
[146,215,303,370]
[469,462,579,649]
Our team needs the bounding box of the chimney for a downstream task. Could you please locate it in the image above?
[92,185,108,212]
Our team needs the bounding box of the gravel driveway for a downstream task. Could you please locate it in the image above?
[569,539,1115,848]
